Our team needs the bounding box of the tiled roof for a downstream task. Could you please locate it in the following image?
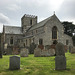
[4,26,23,34]
[28,14,55,31]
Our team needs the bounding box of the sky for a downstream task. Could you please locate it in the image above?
[0,0,75,32]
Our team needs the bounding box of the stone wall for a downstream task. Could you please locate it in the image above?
[63,34,73,46]
[23,14,73,47]
[3,34,23,54]
[5,34,23,46]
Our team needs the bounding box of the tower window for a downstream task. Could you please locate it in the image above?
[30,19,32,25]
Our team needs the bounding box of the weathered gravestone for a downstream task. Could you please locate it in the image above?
[71,47,75,53]
[45,45,50,50]
[69,45,73,53]
[29,43,36,54]
[55,42,66,70]
[20,48,28,57]
[34,48,41,57]
[9,56,20,70]
[48,49,55,56]
[41,49,50,57]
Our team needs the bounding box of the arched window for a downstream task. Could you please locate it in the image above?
[10,37,13,44]
[52,26,57,39]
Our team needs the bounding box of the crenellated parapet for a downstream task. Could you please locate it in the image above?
[21,14,37,19]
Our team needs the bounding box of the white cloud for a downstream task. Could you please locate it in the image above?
[0,13,11,24]
[6,4,21,11]
[50,0,64,11]
[0,13,11,32]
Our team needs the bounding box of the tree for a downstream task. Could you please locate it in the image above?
[62,21,75,37]
[72,35,75,46]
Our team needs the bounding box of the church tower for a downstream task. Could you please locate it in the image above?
[21,14,37,33]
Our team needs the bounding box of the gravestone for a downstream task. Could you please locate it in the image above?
[55,42,66,70]
[41,50,50,57]
[0,49,2,58]
[29,43,36,54]
[34,48,41,57]
[69,45,72,53]
[0,37,2,58]
[20,48,28,57]
[45,45,50,50]
[71,47,75,53]
[9,56,20,70]
[48,49,55,56]
[64,45,68,53]
[13,46,20,55]
[56,43,65,56]
[55,56,66,70]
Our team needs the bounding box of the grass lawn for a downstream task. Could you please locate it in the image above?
[0,52,75,75]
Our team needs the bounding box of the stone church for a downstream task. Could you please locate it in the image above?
[1,14,73,54]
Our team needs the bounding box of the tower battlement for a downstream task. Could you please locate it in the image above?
[21,14,37,33]
[22,14,37,19]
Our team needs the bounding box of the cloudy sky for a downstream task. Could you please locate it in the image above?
[0,0,75,32]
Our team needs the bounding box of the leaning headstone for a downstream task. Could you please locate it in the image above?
[34,48,41,57]
[20,48,28,57]
[48,49,55,56]
[9,56,20,70]
[55,42,66,70]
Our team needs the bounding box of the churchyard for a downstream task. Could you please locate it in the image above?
[0,52,75,75]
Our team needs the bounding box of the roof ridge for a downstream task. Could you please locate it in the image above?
[28,14,55,31]
[4,25,21,28]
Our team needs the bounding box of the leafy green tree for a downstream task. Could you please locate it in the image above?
[62,21,75,37]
